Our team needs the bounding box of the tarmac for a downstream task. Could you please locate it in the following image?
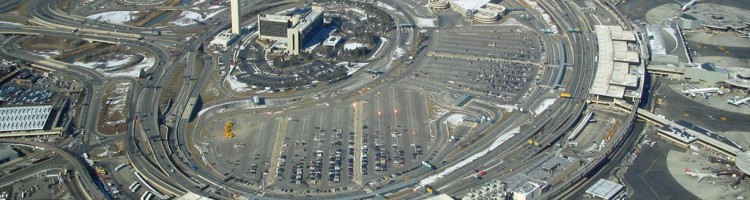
[654,83,750,132]
[623,143,699,200]
[664,148,750,200]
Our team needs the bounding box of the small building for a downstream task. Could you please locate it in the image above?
[585,179,624,200]
[503,174,549,200]
[209,30,238,49]
[462,115,480,126]
[454,94,472,107]
[323,35,342,47]
[0,145,19,164]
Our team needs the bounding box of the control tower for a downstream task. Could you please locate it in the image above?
[230,0,240,34]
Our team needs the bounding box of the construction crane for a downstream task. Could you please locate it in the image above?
[224,121,235,138]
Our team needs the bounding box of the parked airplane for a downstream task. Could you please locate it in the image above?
[674,0,699,11]
[727,96,750,106]
[684,168,717,182]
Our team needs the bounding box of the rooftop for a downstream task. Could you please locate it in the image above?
[736,151,750,176]
[590,25,640,98]
[449,0,492,11]
[675,120,743,151]
[0,105,52,132]
[585,179,624,200]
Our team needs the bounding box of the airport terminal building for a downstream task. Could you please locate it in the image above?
[258,6,324,55]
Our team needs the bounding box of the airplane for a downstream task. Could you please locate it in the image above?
[674,0,699,11]
[727,96,750,106]
[684,168,718,182]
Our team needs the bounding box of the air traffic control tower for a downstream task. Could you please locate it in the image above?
[230,0,240,34]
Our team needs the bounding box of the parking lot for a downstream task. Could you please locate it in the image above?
[199,86,437,193]
[406,27,542,103]
[359,87,433,181]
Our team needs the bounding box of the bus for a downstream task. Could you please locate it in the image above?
[131,184,141,193]
[141,192,152,200]
[114,164,129,172]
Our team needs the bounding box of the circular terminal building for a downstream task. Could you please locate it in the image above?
[427,0,450,10]
[427,0,505,22]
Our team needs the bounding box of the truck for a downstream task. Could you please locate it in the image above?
[560,92,571,98]
[474,170,487,179]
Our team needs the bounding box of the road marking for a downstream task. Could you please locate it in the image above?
[353,101,365,186]
[265,117,288,187]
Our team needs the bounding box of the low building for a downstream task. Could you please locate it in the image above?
[504,174,549,200]
[0,145,19,164]
[209,30,238,49]
[585,179,624,200]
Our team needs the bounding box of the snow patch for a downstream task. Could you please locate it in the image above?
[171,11,203,26]
[226,74,251,92]
[419,127,519,186]
[337,62,369,76]
[392,47,406,60]
[376,2,396,11]
[445,113,466,126]
[344,42,365,50]
[534,98,556,114]
[73,54,155,77]
[416,18,437,28]
[86,11,138,25]
[30,50,60,59]
[496,104,517,113]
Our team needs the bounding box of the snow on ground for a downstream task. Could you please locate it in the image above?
[171,11,203,26]
[115,55,155,77]
[445,113,466,126]
[226,74,251,92]
[349,8,367,16]
[376,2,396,11]
[205,8,225,19]
[344,42,365,50]
[534,98,556,115]
[73,54,155,77]
[419,126,519,186]
[416,18,437,28]
[86,11,137,25]
[337,62,369,76]
[192,0,206,6]
[432,107,450,121]
[30,50,60,59]
[496,104,517,113]
[392,47,406,60]
[74,55,134,69]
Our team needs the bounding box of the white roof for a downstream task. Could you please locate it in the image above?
[0,105,52,132]
[174,192,213,200]
[591,25,640,98]
[450,0,491,10]
[585,179,624,200]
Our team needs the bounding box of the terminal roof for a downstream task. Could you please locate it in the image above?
[0,105,52,132]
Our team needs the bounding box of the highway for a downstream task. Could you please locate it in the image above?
[0,0,646,199]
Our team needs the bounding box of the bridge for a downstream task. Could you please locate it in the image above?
[612,101,743,157]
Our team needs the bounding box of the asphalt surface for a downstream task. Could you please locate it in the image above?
[623,144,700,200]
[657,81,750,132]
